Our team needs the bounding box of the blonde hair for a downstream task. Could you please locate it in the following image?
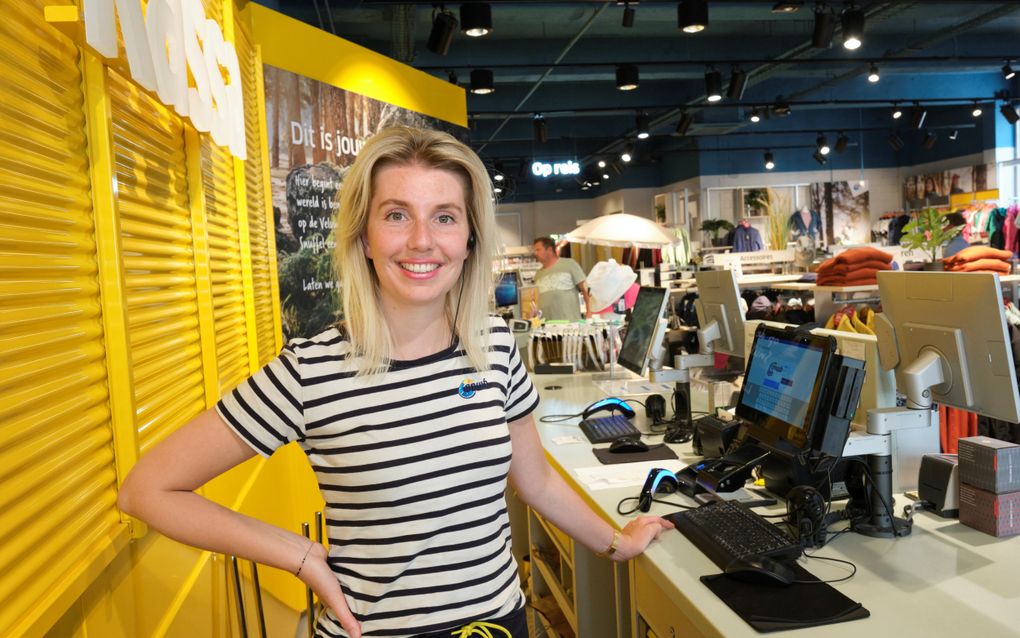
[334,126,495,374]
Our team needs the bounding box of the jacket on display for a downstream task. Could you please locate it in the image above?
[789,209,822,239]
[730,225,763,252]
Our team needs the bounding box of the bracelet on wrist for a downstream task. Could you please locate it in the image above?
[596,530,621,558]
[295,540,315,577]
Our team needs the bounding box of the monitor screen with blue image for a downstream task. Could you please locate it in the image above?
[494,271,521,308]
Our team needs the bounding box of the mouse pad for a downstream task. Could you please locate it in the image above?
[700,563,869,633]
[592,444,678,465]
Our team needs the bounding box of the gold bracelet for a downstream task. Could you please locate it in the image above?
[596,530,621,558]
[294,540,315,577]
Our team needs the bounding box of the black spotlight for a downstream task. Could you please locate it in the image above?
[949,129,959,141]
[764,151,775,170]
[427,8,458,55]
[812,150,827,165]
[835,132,850,153]
[909,105,927,129]
[841,5,864,50]
[678,0,709,33]
[675,111,694,136]
[636,112,650,139]
[816,133,830,155]
[446,70,458,85]
[705,68,722,102]
[469,69,494,94]
[622,2,636,27]
[727,66,747,100]
[461,2,492,37]
[616,64,639,91]
[922,130,937,150]
[1004,61,1016,81]
[1001,102,1020,125]
[888,132,904,151]
[773,99,791,116]
[812,3,835,48]
[533,114,547,143]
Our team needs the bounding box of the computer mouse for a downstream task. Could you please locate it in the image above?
[609,436,649,454]
[583,397,636,420]
[723,556,796,586]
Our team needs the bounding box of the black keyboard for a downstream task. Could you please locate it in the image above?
[666,499,802,570]
[578,414,640,444]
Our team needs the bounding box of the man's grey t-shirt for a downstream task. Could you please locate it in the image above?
[534,258,586,320]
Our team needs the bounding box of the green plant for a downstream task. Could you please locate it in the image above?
[699,218,734,240]
[900,207,962,262]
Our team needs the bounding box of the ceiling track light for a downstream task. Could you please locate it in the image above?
[469,69,495,94]
[705,67,722,102]
[835,132,849,153]
[616,64,639,91]
[888,132,904,151]
[636,112,650,139]
[621,144,634,162]
[972,101,983,117]
[1004,61,1016,81]
[816,133,830,155]
[922,130,938,150]
[1001,102,1020,125]
[909,104,927,129]
[949,129,959,141]
[867,63,880,83]
[446,70,458,85]
[764,151,775,170]
[772,1,804,13]
[675,111,694,136]
[812,3,835,48]
[841,4,865,50]
[812,149,827,165]
[891,103,903,119]
[622,2,636,27]
[678,0,708,33]
[533,114,547,143]
[460,2,492,37]
[728,66,747,100]
[427,7,458,56]
[773,99,791,117]
[749,107,761,123]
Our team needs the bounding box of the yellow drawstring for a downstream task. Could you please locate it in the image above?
[450,621,513,638]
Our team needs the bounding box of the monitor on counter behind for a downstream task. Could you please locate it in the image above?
[617,286,670,377]
[694,269,746,358]
[874,271,1020,422]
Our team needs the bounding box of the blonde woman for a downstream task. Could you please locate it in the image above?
[119,126,673,638]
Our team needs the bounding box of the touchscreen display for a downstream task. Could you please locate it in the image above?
[740,332,825,430]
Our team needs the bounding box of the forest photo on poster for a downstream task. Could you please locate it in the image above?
[263,65,466,339]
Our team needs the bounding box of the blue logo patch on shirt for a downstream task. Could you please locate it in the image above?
[458,378,488,399]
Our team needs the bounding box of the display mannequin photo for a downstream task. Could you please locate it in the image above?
[117,126,673,638]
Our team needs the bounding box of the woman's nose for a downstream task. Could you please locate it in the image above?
[407,220,433,249]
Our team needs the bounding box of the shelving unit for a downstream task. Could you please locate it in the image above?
[526,509,628,638]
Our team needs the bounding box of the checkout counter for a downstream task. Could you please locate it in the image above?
[522,371,1020,638]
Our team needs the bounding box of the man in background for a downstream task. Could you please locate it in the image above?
[532,236,591,321]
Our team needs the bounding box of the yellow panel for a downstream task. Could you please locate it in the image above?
[0,2,125,636]
[250,4,466,127]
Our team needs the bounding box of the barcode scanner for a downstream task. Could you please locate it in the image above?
[639,467,679,512]
[582,397,635,420]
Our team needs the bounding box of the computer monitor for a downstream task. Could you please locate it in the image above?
[494,270,521,308]
[694,269,746,357]
[617,286,670,377]
[874,271,1020,422]
[736,324,844,459]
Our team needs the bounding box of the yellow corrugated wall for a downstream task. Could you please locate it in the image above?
[0,2,128,636]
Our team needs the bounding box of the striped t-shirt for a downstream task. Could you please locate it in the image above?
[216,316,539,637]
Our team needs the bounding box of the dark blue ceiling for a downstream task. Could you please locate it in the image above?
[257,1,1020,200]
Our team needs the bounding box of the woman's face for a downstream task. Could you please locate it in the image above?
[363,163,472,315]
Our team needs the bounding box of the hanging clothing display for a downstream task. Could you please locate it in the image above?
[789,208,822,239]
[730,221,763,252]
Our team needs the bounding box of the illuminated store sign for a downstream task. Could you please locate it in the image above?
[531,160,580,178]
[82,0,247,159]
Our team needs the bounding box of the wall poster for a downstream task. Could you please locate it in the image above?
[810,180,870,246]
[263,65,466,339]
[902,163,996,210]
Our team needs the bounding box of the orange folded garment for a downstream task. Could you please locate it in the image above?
[943,245,1012,266]
[817,259,892,276]
[946,258,1010,273]
[834,247,894,265]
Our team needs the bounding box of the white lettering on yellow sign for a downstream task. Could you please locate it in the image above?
[82,0,247,160]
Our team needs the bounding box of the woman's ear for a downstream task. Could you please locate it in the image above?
[361,235,372,259]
